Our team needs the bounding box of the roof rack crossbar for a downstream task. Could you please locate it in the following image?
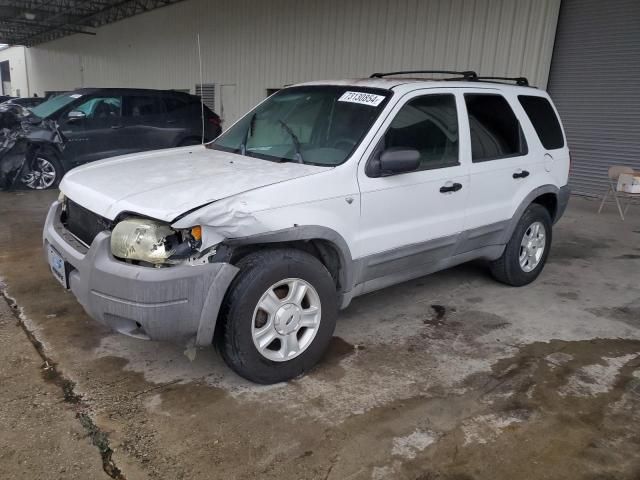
[370,70,478,81]
[474,76,529,86]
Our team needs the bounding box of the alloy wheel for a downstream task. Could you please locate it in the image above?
[21,157,57,190]
[251,278,322,362]
[519,221,546,272]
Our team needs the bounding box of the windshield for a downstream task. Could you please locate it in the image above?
[30,93,78,119]
[210,86,391,166]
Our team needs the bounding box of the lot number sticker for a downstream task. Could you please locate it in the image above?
[338,91,385,107]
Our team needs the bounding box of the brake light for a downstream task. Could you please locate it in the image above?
[208,116,221,127]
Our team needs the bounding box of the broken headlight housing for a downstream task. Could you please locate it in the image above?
[110,217,201,265]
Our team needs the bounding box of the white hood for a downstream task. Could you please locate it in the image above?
[60,146,326,222]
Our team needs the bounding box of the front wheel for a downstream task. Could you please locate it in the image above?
[490,204,552,286]
[217,249,338,384]
[21,154,63,190]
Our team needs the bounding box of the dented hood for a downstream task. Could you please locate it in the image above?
[60,145,326,221]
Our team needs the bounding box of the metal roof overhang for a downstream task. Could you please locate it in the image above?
[0,0,186,47]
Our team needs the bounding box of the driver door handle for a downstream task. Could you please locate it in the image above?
[440,182,463,193]
[110,124,123,129]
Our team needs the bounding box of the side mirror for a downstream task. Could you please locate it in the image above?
[368,147,420,177]
[67,110,86,121]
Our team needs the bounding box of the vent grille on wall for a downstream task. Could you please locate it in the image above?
[195,84,215,112]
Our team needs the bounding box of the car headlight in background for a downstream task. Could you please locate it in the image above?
[110,217,201,265]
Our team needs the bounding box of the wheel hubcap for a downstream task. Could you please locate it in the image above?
[251,278,321,362]
[519,221,546,273]
[21,157,56,190]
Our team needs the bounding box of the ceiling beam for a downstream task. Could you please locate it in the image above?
[0,0,185,46]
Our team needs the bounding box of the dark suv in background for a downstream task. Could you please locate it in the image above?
[20,88,222,189]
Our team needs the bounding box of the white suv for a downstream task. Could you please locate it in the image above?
[44,71,570,384]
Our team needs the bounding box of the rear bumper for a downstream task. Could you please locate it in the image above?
[555,185,571,223]
[43,201,238,346]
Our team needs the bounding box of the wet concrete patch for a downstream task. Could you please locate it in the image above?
[588,298,640,328]
[548,234,610,264]
[373,339,640,480]
[557,291,579,300]
[420,307,511,342]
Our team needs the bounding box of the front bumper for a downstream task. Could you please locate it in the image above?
[43,201,238,346]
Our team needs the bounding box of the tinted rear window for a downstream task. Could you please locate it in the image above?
[464,94,527,162]
[518,95,564,150]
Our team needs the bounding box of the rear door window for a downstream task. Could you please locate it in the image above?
[464,94,527,162]
[518,95,564,150]
[164,96,189,114]
[383,94,459,170]
[123,95,165,117]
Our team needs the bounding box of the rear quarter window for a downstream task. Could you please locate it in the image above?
[518,95,565,150]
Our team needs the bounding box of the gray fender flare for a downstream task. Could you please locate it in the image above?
[224,225,356,294]
[500,185,560,244]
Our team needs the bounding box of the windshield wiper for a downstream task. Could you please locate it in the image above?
[278,119,304,164]
[240,112,257,156]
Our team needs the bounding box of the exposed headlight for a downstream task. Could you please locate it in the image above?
[111,218,180,265]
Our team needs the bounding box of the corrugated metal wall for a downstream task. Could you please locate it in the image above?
[26,0,560,123]
[548,0,640,196]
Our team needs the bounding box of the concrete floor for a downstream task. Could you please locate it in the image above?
[1,190,639,480]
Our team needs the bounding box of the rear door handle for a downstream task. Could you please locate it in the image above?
[513,170,530,179]
[440,182,463,193]
[110,125,123,129]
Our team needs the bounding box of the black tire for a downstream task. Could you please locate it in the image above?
[20,153,64,190]
[490,204,552,286]
[217,248,338,384]
[177,137,202,147]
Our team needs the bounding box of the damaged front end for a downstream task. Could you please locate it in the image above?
[110,217,209,266]
[0,106,64,191]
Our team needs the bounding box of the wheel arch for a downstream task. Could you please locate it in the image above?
[502,185,560,244]
[33,143,65,172]
[218,226,355,297]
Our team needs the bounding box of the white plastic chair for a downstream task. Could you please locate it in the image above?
[597,166,638,220]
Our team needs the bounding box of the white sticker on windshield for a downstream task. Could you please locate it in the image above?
[70,94,83,98]
[338,91,385,107]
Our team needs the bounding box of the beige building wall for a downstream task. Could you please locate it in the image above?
[0,46,30,97]
[21,0,560,122]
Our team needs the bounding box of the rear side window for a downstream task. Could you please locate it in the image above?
[518,95,564,150]
[464,94,527,162]
[384,94,459,170]
[164,96,189,113]
[123,95,165,117]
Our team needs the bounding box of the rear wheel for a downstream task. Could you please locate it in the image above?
[21,154,63,190]
[490,204,552,286]
[217,249,338,384]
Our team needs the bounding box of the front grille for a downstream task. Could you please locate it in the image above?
[62,199,112,246]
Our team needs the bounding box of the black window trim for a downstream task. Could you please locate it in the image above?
[517,94,565,151]
[464,92,529,163]
[365,92,461,177]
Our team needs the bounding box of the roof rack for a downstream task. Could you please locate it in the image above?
[370,70,478,81]
[474,76,529,86]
